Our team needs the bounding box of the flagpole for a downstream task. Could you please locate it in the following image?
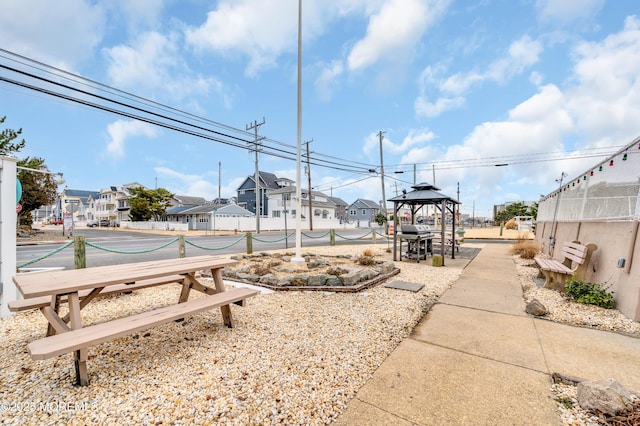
[291,0,305,265]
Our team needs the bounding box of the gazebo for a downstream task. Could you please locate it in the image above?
[388,182,461,265]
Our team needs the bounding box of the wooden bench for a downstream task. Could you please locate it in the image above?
[534,241,597,290]
[27,287,259,361]
[8,274,186,312]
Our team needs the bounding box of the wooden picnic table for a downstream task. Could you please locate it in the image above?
[12,255,259,386]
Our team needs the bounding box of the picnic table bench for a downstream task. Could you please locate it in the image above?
[12,255,259,386]
[534,241,597,290]
[432,231,461,253]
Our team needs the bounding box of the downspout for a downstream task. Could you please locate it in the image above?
[625,220,639,274]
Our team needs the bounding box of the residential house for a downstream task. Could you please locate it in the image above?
[164,203,253,230]
[164,204,217,230]
[347,199,381,225]
[86,182,146,225]
[266,186,336,220]
[35,188,99,224]
[236,171,290,216]
[328,196,348,222]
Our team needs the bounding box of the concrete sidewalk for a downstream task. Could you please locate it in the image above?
[335,243,640,425]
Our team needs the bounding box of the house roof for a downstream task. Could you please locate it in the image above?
[215,204,254,216]
[328,196,348,208]
[165,205,194,215]
[348,199,381,209]
[237,171,283,191]
[173,195,206,206]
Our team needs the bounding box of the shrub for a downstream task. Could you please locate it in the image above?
[505,218,517,230]
[564,278,615,309]
[362,248,374,257]
[356,255,376,266]
[510,241,541,259]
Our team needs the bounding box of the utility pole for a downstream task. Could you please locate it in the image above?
[413,164,416,185]
[304,138,313,230]
[246,118,265,233]
[472,201,475,228]
[218,161,221,203]
[378,131,387,223]
[432,164,436,185]
[457,182,460,201]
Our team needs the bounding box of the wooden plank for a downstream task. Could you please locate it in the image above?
[9,274,187,312]
[535,258,572,274]
[41,306,71,334]
[28,287,259,360]
[14,256,236,299]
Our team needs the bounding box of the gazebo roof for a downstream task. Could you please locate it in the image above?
[387,182,459,205]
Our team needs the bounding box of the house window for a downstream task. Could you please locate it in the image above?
[361,209,366,215]
[350,209,356,215]
[273,210,281,218]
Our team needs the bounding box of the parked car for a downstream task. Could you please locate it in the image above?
[87,219,111,227]
[50,218,63,225]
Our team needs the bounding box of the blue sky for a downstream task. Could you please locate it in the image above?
[1,0,639,219]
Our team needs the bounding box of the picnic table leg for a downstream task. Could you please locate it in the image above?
[211,268,235,328]
[46,295,61,336]
[67,292,89,386]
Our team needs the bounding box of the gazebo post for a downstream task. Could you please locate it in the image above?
[451,200,456,260]
[392,201,399,261]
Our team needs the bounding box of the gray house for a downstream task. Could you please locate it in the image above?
[329,196,348,222]
[347,199,381,224]
[236,171,288,216]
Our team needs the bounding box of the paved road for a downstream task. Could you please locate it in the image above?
[17,228,387,270]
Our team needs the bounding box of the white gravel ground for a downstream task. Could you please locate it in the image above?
[1,244,461,425]
[2,242,638,425]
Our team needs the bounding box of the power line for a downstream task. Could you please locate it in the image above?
[0,49,377,175]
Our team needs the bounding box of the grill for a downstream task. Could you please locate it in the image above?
[400,224,432,235]
[399,224,433,262]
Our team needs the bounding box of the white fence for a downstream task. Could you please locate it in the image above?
[537,141,640,222]
[121,217,367,233]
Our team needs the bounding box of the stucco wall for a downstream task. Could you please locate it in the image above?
[536,220,640,322]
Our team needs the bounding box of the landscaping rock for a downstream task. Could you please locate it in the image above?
[291,274,310,286]
[577,378,634,416]
[340,271,362,286]
[259,274,279,286]
[325,276,343,286]
[236,272,260,282]
[526,299,548,316]
[307,275,328,286]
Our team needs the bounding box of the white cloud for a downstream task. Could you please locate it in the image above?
[185,0,300,77]
[347,0,450,72]
[415,35,543,117]
[154,166,216,198]
[314,60,344,101]
[0,0,104,70]
[414,96,465,118]
[104,31,226,103]
[105,119,160,158]
[565,15,640,145]
[363,129,436,157]
[411,84,574,208]
[535,0,605,26]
